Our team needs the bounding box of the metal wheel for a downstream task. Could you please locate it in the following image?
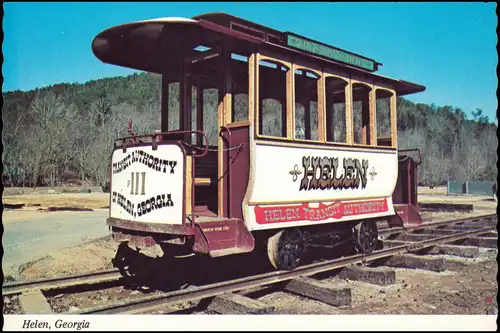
[354,220,378,254]
[267,228,307,270]
[112,242,137,278]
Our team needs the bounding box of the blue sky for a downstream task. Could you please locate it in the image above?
[3,2,497,122]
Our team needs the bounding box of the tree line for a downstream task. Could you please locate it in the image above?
[2,72,497,189]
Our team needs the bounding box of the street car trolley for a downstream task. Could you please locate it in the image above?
[92,12,426,270]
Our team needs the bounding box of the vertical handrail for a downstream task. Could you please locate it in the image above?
[191,156,195,228]
[127,120,137,144]
[220,126,232,218]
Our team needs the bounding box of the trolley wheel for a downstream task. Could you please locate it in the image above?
[112,242,137,278]
[354,220,378,254]
[267,228,307,270]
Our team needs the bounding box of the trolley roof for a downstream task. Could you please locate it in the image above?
[92,12,425,96]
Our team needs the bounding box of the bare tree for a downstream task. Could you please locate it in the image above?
[462,137,489,181]
[21,126,44,188]
[2,100,30,186]
[421,144,451,186]
[398,127,426,150]
[29,92,70,186]
[83,102,159,190]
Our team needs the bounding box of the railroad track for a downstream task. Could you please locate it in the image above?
[78,219,496,314]
[3,213,497,315]
[378,213,496,236]
[2,269,122,296]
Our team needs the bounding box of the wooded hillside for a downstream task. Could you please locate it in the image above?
[2,72,497,189]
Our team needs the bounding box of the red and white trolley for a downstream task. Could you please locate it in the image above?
[92,12,426,270]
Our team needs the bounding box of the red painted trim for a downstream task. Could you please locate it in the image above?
[117,131,209,158]
[107,217,195,235]
[254,198,388,224]
[221,124,250,220]
[198,19,265,45]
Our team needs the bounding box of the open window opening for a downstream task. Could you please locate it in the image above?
[325,77,348,143]
[294,69,319,141]
[185,56,221,214]
[161,80,181,132]
[376,89,393,147]
[188,85,219,147]
[189,56,221,146]
[202,88,220,146]
[231,53,249,123]
[352,83,372,145]
[258,59,289,138]
[193,45,211,52]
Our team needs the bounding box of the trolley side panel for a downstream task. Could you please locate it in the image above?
[244,143,398,231]
[250,143,398,202]
[110,143,185,225]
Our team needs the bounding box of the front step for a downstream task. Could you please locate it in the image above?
[192,218,255,257]
[388,204,424,228]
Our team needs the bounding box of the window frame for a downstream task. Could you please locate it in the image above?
[350,78,376,148]
[374,86,397,149]
[249,52,398,150]
[254,53,293,141]
[323,71,352,146]
[291,63,324,143]
[229,52,252,124]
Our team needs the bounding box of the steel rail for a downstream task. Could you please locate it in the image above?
[2,269,121,296]
[79,224,496,315]
[378,213,496,236]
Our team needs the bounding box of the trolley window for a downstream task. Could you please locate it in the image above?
[189,56,220,146]
[325,76,348,144]
[231,53,249,123]
[352,83,372,145]
[165,81,181,131]
[375,89,394,147]
[202,88,220,146]
[294,69,319,141]
[257,59,289,138]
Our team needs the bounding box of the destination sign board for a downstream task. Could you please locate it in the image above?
[285,33,377,72]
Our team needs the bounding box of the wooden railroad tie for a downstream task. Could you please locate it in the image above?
[207,293,275,314]
[283,277,351,307]
[18,290,53,314]
[338,265,396,286]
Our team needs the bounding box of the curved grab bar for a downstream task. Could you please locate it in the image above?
[160,130,209,158]
[117,130,209,158]
[220,125,232,217]
[219,126,232,156]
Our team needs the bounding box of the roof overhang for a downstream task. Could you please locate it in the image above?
[92,18,223,73]
[92,13,425,95]
[390,80,426,96]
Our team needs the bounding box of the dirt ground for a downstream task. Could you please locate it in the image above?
[4,235,116,282]
[15,236,116,281]
[3,186,104,196]
[3,192,109,211]
[257,249,497,315]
